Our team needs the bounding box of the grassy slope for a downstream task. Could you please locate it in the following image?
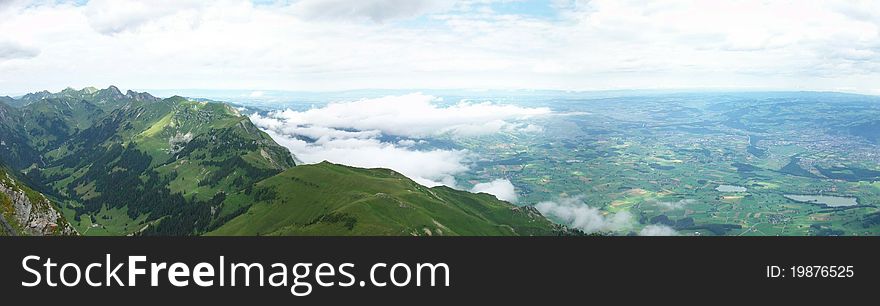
[208,162,560,236]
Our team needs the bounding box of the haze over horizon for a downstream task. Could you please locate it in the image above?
[1,0,880,95]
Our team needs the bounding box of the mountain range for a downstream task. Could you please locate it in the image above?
[0,86,569,236]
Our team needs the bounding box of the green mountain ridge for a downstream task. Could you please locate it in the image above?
[0,86,565,236]
[209,162,566,236]
[3,86,295,235]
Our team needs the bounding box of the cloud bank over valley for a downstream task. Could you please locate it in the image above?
[250,93,548,191]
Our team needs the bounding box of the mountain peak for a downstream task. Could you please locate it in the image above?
[105,85,122,95]
[92,85,127,102]
[20,90,51,102]
[13,86,160,108]
[124,89,157,102]
[165,95,189,103]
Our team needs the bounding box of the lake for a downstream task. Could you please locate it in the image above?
[783,194,859,207]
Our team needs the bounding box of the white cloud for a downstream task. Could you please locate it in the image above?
[0,40,39,60]
[535,195,634,234]
[258,93,550,138]
[519,124,544,133]
[252,93,546,187]
[1,0,880,94]
[84,0,205,34]
[638,224,679,236]
[470,179,517,203]
[397,139,417,147]
[647,199,695,210]
[290,0,454,23]
[264,128,468,186]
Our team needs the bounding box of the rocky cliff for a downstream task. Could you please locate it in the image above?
[0,170,77,236]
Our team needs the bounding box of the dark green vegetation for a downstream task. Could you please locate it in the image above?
[1,87,564,236]
[452,92,880,236]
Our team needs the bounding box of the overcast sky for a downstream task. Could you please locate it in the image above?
[1,0,879,95]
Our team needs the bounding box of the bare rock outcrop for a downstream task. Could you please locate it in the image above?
[1,172,77,236]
